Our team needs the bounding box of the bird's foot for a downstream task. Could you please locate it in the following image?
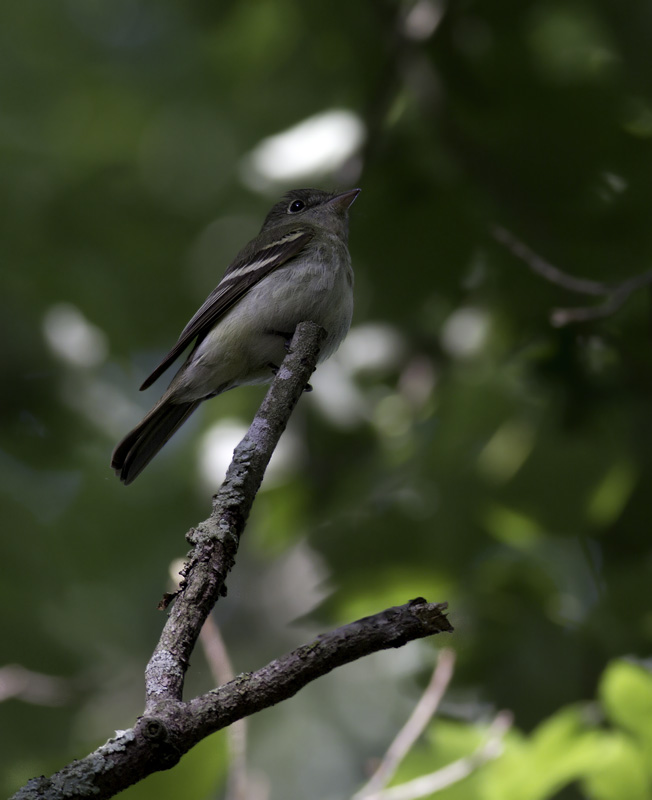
[267,329,294,353]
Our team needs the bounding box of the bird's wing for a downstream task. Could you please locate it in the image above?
[139,227,314,390]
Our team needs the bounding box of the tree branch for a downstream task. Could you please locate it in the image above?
[355,648,456,798]
[13,600,452,800]
[185,599,452,744]
[358,710,512,800]
[12,321,453,799]
[199,617,250,800]
[493,226,652,326]
[146,320,328,708]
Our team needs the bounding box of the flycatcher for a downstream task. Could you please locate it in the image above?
[111,187,360,484]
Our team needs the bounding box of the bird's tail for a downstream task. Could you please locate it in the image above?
[111,399,201,485]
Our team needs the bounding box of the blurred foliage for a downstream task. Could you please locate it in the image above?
[2,0,652,798]
[388,659,652,800]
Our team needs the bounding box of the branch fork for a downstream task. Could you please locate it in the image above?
[12,322,452,800]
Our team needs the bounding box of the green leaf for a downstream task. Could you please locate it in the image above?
[580,731,650,800]
[600,660,652,758]
[486,707,603,800]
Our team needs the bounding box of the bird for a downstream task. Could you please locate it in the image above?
[111,187,360,484]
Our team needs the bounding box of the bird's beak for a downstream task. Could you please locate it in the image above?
[328,188,361,213]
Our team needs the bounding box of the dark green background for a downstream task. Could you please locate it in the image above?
[3,1,652,798]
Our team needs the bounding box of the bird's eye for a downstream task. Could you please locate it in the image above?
[288,199,306,214]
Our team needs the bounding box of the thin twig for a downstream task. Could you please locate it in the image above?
[0,664,71,706]
[549,288,632,327]
[493,227,613,296]
[355,649,456,798]
[200,617,250,800]
[493,225,652,327]
[361,710,512,800]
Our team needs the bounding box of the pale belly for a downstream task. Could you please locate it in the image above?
[169,252,353,401]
